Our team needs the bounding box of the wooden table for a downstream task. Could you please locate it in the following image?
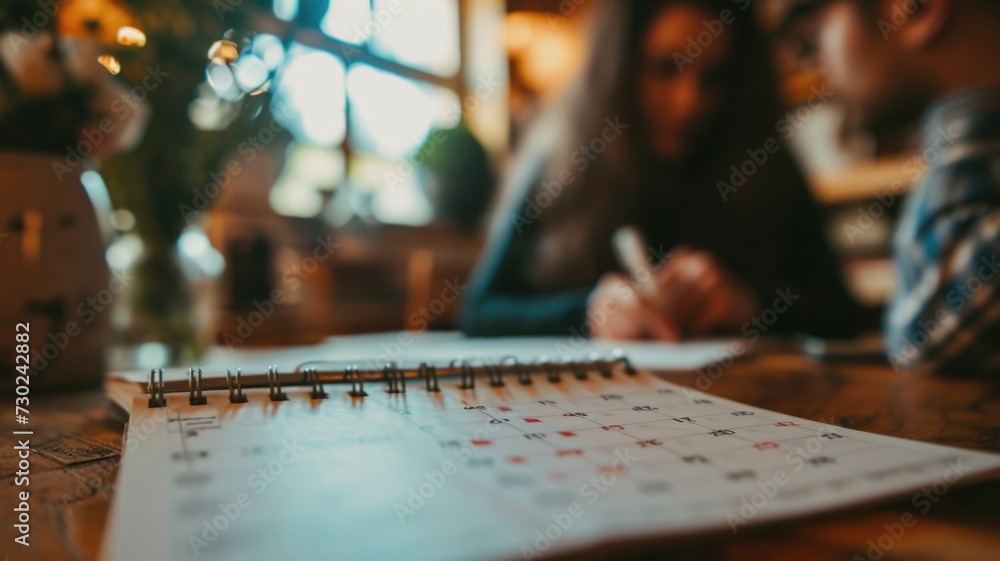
[2,352,998,561]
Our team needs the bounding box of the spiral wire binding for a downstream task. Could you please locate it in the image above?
[502,356,531,385]
[305,367,328,399]
[568,360,591,381]
[142,352,635,407]
[485,363,505,388]
[419,362,440,392]
[384,363,406,394]
[539,359,562,383]
[188,367,207,405]
[347,366,368,397]
[226,368,248,404]
[267,366,288,402]
[592,352,615,378]
[147,369,165,408]
[454,359,475,390]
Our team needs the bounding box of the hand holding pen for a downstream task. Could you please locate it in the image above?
[587,226,761,341]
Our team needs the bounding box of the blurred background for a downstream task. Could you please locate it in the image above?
[0,0,913,376]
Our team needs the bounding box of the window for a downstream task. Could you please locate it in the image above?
[369,0,460,76]
[274,44,347,147]
[269,0,463,224]
[346,64,459,158]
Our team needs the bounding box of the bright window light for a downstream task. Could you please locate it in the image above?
[370,0,461,76]
[350,155,434,226]
[269,144,345,218]
[321,0,372,45]
[269,183,325,218]
[372,183,433,226]
[272,43,347,147]
[346,64,459,159]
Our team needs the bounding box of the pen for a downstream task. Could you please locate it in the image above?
[612,225,667,309]
[612,225,681,340]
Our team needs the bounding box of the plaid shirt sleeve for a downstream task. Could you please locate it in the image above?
[885,109,1000,373]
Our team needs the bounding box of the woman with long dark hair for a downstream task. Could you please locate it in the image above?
[460,0,860,340]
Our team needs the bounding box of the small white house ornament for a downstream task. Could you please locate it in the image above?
[1,152,111,389]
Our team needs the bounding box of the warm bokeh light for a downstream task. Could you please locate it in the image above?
[208,40,239,64]
[116,26,147,47]
[97,54,121,75]
[503,12,538,56]
[504,11,583,95]
[57,0,133,44]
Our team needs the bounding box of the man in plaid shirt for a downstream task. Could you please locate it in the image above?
[785,0,1000,372]
[886,92,1000,372]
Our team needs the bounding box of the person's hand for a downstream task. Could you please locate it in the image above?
[588,248,760,341]
[587,273,680,341]
[653,247,760,336]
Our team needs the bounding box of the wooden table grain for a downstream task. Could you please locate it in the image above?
[2,353,998,561]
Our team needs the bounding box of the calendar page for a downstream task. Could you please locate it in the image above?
[102,368,1000,561]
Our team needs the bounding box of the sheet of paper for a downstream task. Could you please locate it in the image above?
[102,367,1000,561]
[389,335,739,372]
[111,332,737,386]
